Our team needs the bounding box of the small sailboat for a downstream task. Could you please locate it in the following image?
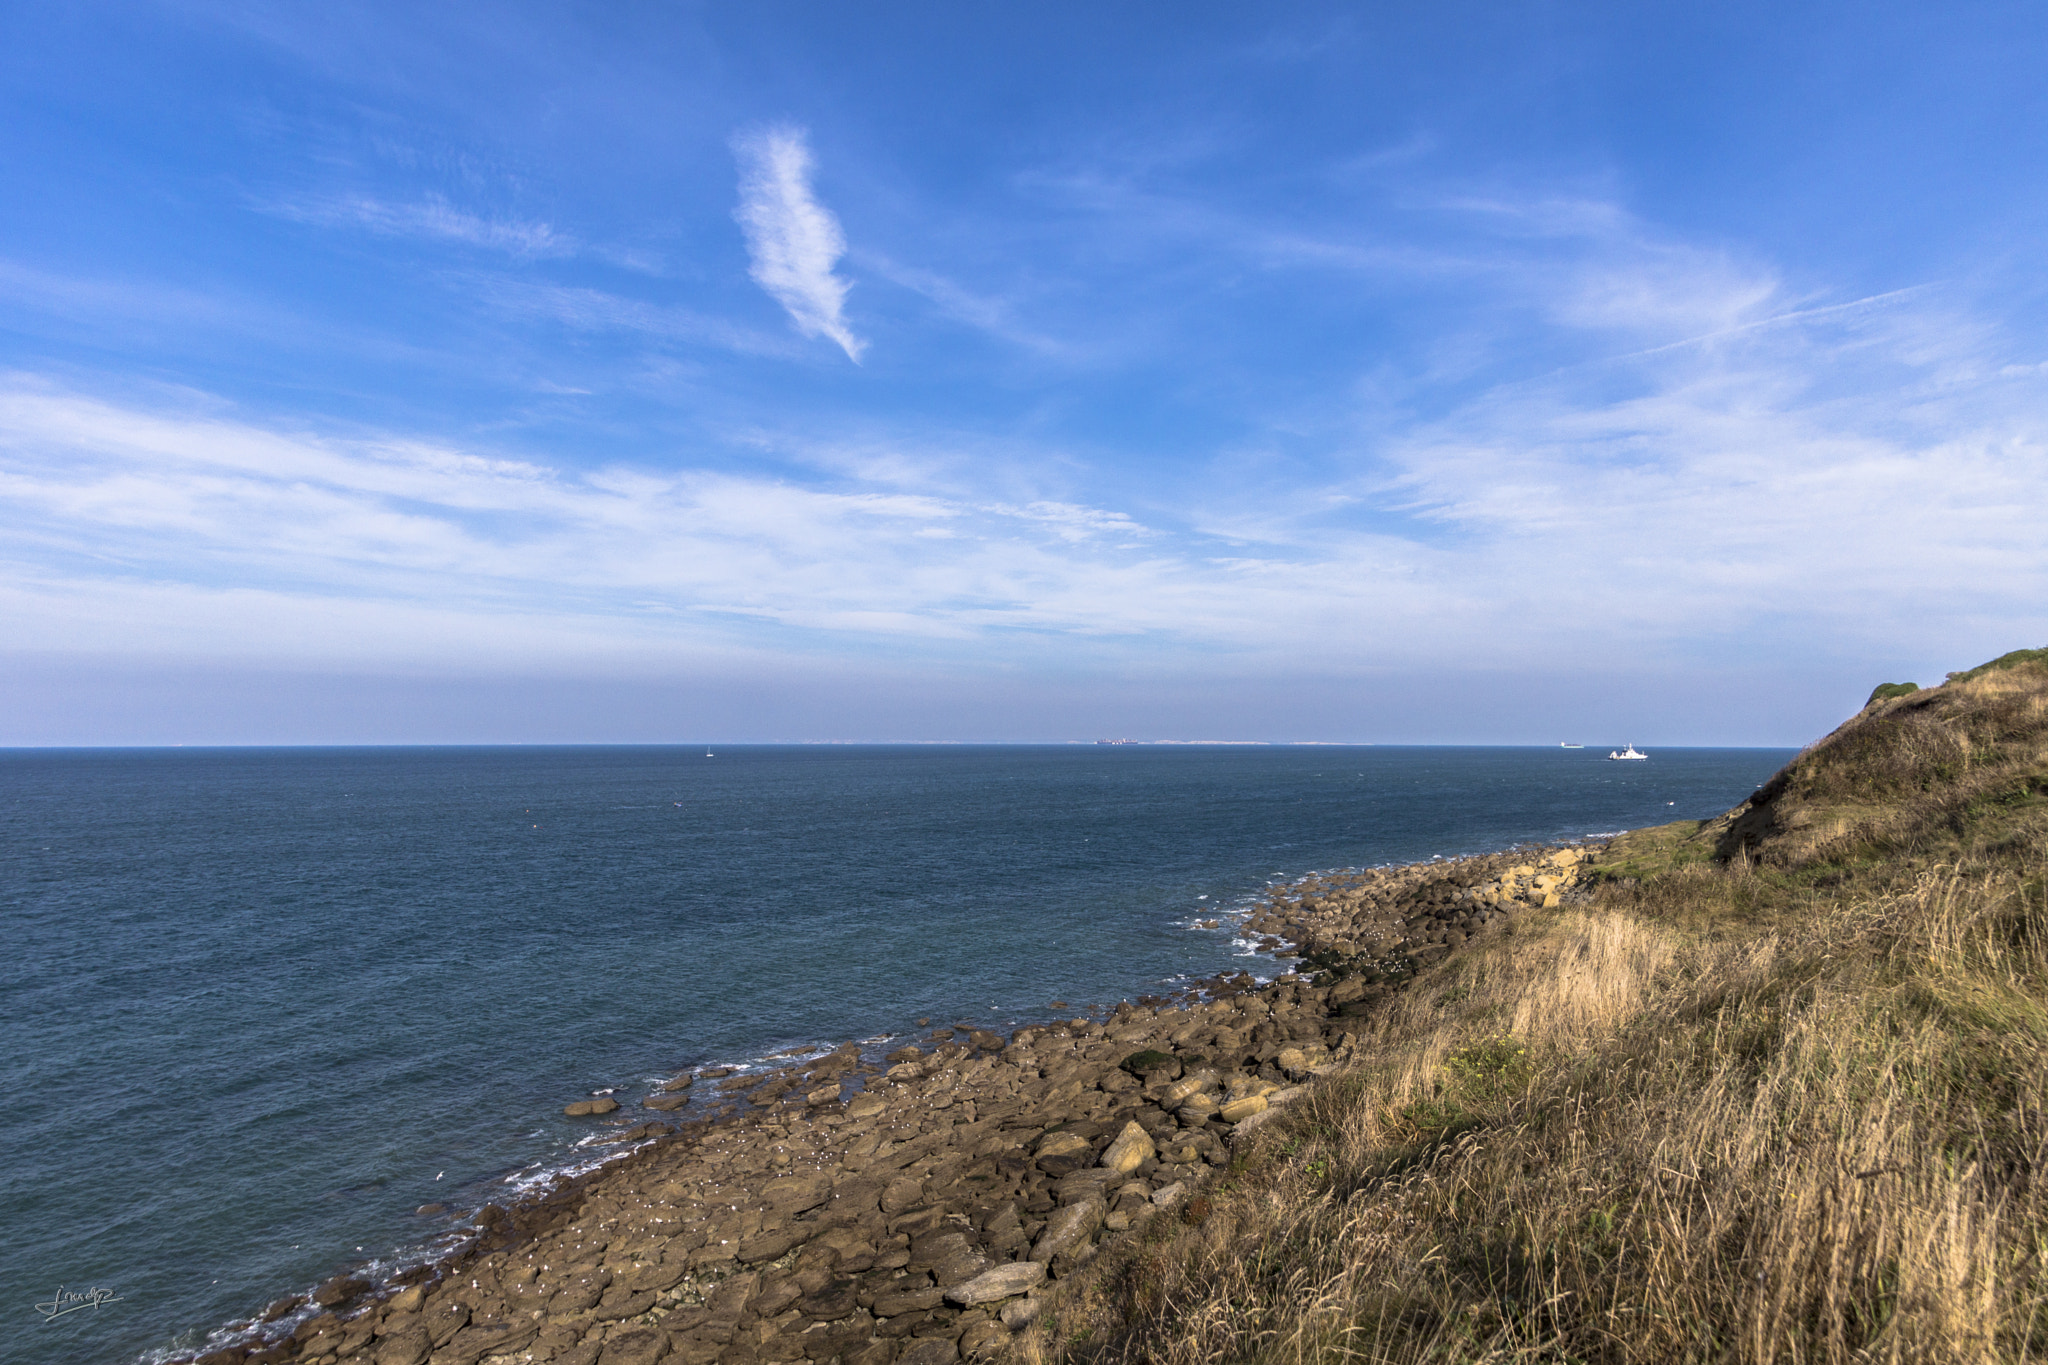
[1607,744,1648,761]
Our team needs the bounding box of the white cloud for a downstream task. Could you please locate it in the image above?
[855,250,1072,357]
[473,278,796,357]
[4,213,2046,697]
[6,272,2048,688]
[1341,294,2048,656]
[267,193,573,257]
[999,501,1149,542]
[731,125,866,362]
[0,257,258,331]
[0,378,1226,664]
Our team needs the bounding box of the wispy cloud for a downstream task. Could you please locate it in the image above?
[0,378,1207,664]
[999,500,1150,543]
[731,125,866,362]
[1337,287,2048,657]
[266,193,574,257]
[855,250,1073,358]
[4,269,2046,691]
[472,278,796,358]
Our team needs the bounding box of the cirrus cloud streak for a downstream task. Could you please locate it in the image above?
[732,125,867,362]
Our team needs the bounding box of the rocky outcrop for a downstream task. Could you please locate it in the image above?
[1240,844,1602,988]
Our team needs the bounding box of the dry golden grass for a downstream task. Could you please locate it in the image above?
[1028,661,2048,1365]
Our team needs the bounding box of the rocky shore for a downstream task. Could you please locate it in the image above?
[173,841,1602,1365]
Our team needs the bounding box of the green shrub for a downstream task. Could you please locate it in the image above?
[1445,1035,1530,1099]
[1946,646,2048,682]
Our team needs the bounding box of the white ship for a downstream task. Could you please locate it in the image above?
[1607,744,1648,761]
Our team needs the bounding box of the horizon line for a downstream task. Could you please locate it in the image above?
[0,739,1795,751]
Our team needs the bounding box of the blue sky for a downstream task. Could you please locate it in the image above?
[3,1,2045,744]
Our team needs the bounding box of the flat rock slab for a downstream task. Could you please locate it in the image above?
[762,1172,831,1213]
[1054,1169,1123,1205]
[944,1261,1046,1306]
[798,1280,859,1320]
[1231,1106,1289,1145]
[596,1326,669,1365]
[872,1286,945,1317]
[737,1227,803,1263]
[899,1340,959,1365]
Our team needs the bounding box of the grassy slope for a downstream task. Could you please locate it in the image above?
[1033,657,2048,1364]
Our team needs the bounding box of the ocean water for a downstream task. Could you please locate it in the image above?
[2,743,1794,1364]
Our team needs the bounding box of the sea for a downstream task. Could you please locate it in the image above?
[3,743,1794,1365]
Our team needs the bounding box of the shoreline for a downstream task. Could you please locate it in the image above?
[164,838,1608,1365]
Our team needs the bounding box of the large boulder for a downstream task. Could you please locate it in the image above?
[1033,1129,1094,1175]
[1158,1069,1219,1105]
[1031,1196,1104,1271]
[1120,1049,1180,1081]
[943,1262,1046,1307]
[1034,1130,1092,1160]
[1217,1094,1268,1123]
[1097,1121,1155,1175]
[880,1177,925,1214]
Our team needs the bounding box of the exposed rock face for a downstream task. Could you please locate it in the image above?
[172,841,1604,1365]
